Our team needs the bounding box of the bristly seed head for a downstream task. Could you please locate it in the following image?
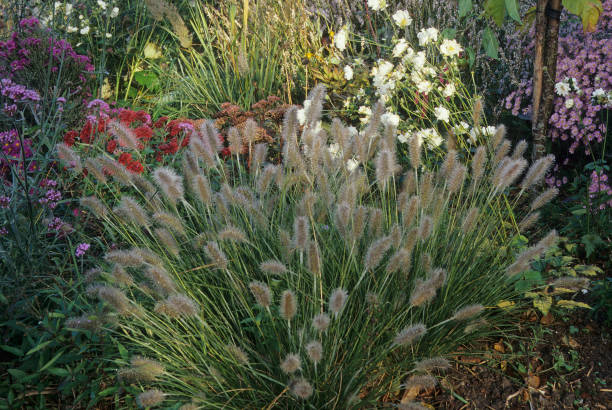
[293,215,310,251]
[305,340,323,364]
[279,290,297,321]
[259,260,288,275]
[136,389,165,408]
[329,288,348,317]
[393,323,427,346]
[204,241,228,270]
[280,353,301,374]
[290,377,313,399]
[249,281,272,308]
[312,313,331,332]
[154,294,199,318]
[452,304,484,321]
[413,357,450,372]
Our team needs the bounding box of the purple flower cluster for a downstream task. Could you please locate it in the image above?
[504,0,611,156]
[0,129,36,177]
[0,78,41,117]
[75,242,90,257]
[588,170,612,210]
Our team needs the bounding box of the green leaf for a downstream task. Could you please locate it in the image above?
[581,233,605,257]
[26,341,53,356]
[465,46,476,67]
[1,345,23,356]
[117,342,128,361]
[133,71,160,90]
[482,27,499,59]
[97,386,118,397]
[46,367,70,377]
[563,0,603,31]
[441,28,457,39]
[7,369,27,378]
[504,0,522,22]
[485,0,506,26]
[459,0,473,18]
[39,350,63,372]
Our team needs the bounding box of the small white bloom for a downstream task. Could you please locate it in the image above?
[54,1,62,10]
[442,82,456,97]
[592,88,605,98]
[80,26,90,35]
[416,79,432,94]
[97,0,107,10]
[433,106,450,123]
[367,0,387,12]
[452,121,470,135]
[398,132,410,143]
[554,81,570,97]
[105,32,112,39]
[565,98,574,109]
[411,51,426,70]
[439,38,463,57]
[67,25,78,33]
[358,106,372,123]
[65,4,73,14]
[392,39,409,58]
[381,112,400,128]
[346,158,359,172]
[110,7,119,18]
[343,65,354,81]
[483,126,496,136]
[297,109,306,125]
[392,10,412,28]
[418,128,442,148]
[334,27,348,51]
[79,14,84,20]
[328,143,341,158]
[417,27,438,46]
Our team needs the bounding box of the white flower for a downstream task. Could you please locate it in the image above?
[110,7,119,18]
[483,126,496,136]
[105,32,112,39]
[334,27,348,51]
[65,4,73,14]
[417,128,442,148]
[80,26,90,35]
[398,132,410,143]
[411,51,426,70]
[555,81,570,97]
[442,82,456,97]
[417,27,438,46]
[452,121,470,135]
[381,112,400,128]
[439,38,463,57]
[358,106,372,124]
[346,158,359,172]
[343,65,354,81]
[392,10,412,28]
[565,98,574,109]
[97,0,107,10]
[67,25,78,33]
[392,39,409,58]
[297,99,311,125]
[433,106,450,123]
[144,43,163,59]
[592,88,605,98]
[416,79,432,94]
[372,60,394,80]
[328,143,341,158]
[367,0,387,11]
[54,1,62,10]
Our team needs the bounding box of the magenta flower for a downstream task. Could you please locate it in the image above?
[75,243,91,257]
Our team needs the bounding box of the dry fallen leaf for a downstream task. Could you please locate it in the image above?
[540,312,555,325]
[494,340,506,353]
[526,374,540,388]
[401,386,420,403]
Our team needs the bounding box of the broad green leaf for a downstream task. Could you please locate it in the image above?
[7,369,27,378]
[504,0,522,22]
[485,0,506,26]
[459,0,473,18]
[581,233,605,257]
[557,300,592,309]
[26,340,53,356]
[482,27,499,59]
[563,0,603,32]
[1,345,23,356]
[46,367,70,377]
[533,294,553,315]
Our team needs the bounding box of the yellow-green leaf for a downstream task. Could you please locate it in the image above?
[533,295,553,315]
[557,300,592,309]
[497,300,515,309]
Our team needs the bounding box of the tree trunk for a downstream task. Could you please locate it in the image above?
[532,0,563,160]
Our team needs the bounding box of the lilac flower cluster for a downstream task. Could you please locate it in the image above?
[38,179,62,209]
[0,78,41,117]
[588,170,612,210]
[75,242,90,257]
[0,129,36,177]
[504,0,611,156]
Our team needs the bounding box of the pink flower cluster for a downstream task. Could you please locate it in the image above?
[588,170,612,210]
[0,78,41,117]
[504,0,611,155]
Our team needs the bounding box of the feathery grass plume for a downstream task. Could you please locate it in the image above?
[280,290,297,321]
[471,145,487,188]
[84,267,102,283]
[414,357,450,372]
[282,106,299,142]
[298,190,317,217]
[214,193,230,220]
[249,281,272,308]
[375,149,398,189]
[461,207,480,234]
[452,304,484,321]
[191,174,213,206]
[399,402,429,410]
[305,84,326,126]
[96,285,132,315]
[257,164,279,193]
[519,211,540,231]
[402,171,417,195]
[422,253,432,274]
[279,229,293,262]
[145,265,177,295]
[84,158,108,184]
[493,158,528,192]
[312,313,331,332]
[551,276,590,290]
[241,118,258,148]
[179,403,199,410]
[260,260,288,275]
[307,241,322,276]
[115,196,150,227]
[290,377,313,399]
[492,139,511,167]
[108,120,139,150]
[381,121,397,152]
[419,172,434,207]
[520,154,555,190]
[404,228,419,253]
[329,288,348,316]
[402,374,438,391]
[110,265,134,287]
[440,150,458,178]
[390,223,403,247]
[393,323,427,346]
[200,121,222,153]
[408,132,422,169]
[417,216,433,241]
[154,211,186,236]
[204,241,228,270]
[512,140,528,159]
[363,100,385,140]
[364,235,393,270]
[281,353,301,374]
[146,0,192,48]
[135,247,164,267]
[447,164,466,195]
[218,225,248,243]
[98,156,132,186]
[335,202,352,236]
[56,143,82,172]
[65,314,101,331]
[409,268,446,306]
[472,97,483,128]
[153,167,184,204]
[119,356,165,382]
[491,124,506,148]
[293,215,310,251]
[304,341,324,368]
[181,152,200,185]
[464,318,488,334]
[190,136,216,169]
[227,127,242,154]
[80,196,108,218]
[155,228,180,257]
[226,344,249,364]
[538,229,559,250]
[386,248,412,274]
[154,294,199,318]
[104,249,144,267]
[331,117,349,149]
[530,187,559,211]
[253,143,267,170]
[352,205,369,241]
[368,207,384,237]
[136,389,165,408]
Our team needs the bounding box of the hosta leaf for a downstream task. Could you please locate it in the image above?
[557,300,592,309]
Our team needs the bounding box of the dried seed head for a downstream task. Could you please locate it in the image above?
[218,226,248,243]
[135,247,164,266]
[493,158,528,192]
[518,211,540,231]
[96,286,132,315]
[153,167,184,204]
[252,143,268,170]
[417,216,433,241]
[464,318,488,334]
[257,164,279,193]
[530,187,559,212]
[84,158,108,184]
[521,154,555,190]
[226,344,249,364]
[80,196,108,218]
[259,260,288,275]
[492,139,511,167]
[290,377,313,399]
[84,267,102,283]
[306,340,323,364]
[472,98,483,128]
[242,118,258,146]
[409,132,422,169]
[204,241,228,270]
[154,211,186,236]
[551,276,590,290]
[413,357,450,372]
[375,149,398,189]
[128,356,165,381]
[386,248,412,274]
[329,288,348,316]
[104,249,144,267]
[154,294,199,318]
[307,242,322,276]
[399,402,429,410]
[136,389,165,408]
[335,202,352,237]
[227,127,242,154]
[145,265,176,295]
[368,207,383,237]
[190,136,216,168]
[293,215,310,251]
[98,156,132,186]
[110,265,134,287]
[402,374,438,391]
[452,304,484,321]
[461,207,480,234]
[56,143,82,172]
[249,281,272,308]
[471,146,487,188]
[402,171,417,195]
[283,106,299,141]
[352,205,369,241]
[364,236,393,270]
[108,120,139,150]
[155,228,180,257]
[409,279,437,307]
[312,313,331,332]
[419,172,434,208]
[114,196,149,228]
[402,195,420,227]
[191,174,213,206]
[440,150,458,179]
[281,353,301,374]
[279,290,297,321]
[393,323,427,346]
[447,164,466,194]
[182,150,200,182]
[65,314,100,331]
[512,140,528,159]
